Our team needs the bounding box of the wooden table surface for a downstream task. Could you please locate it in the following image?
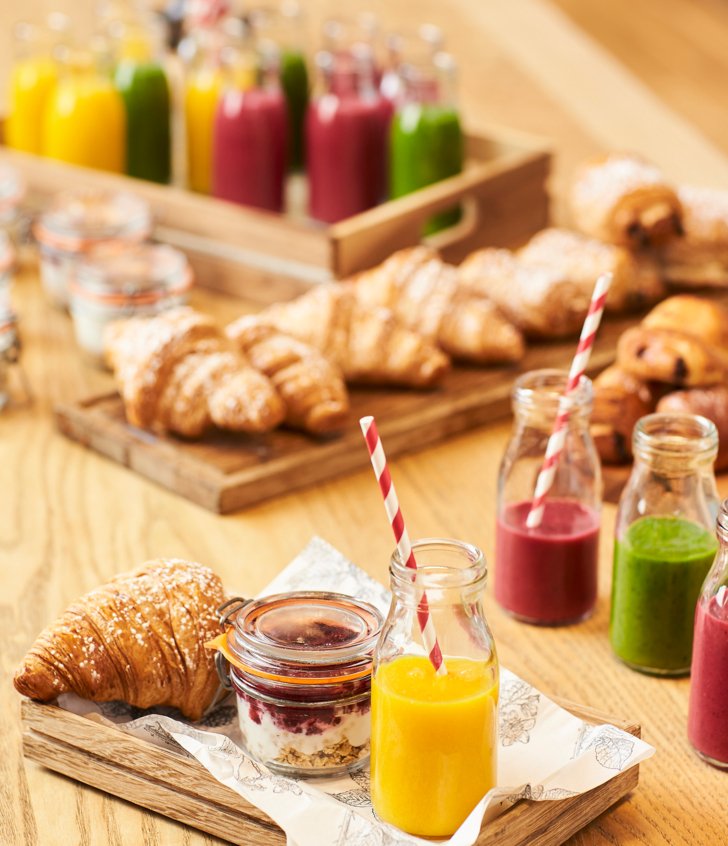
[3,1,728,844]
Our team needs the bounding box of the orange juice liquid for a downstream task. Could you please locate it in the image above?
[371,655,498,837]
[184,66,223,194]
[43,71,125,172]
[7,56,58,153]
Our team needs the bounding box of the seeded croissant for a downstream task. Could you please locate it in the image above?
[13,559,225,721]
[104,307,285,437]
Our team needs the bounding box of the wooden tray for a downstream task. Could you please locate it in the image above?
[0,126,550,304]
[20,697,642,846]
[54,311,637,513]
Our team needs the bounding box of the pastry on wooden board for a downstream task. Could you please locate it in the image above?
[458,247,594,338]
[14,559,225,721]
[569,152,683,247]
[256,284,450,387]
[658,386,728,470]
[590,365,658,464]
[352,247,525,364]
[518,227,665,313]
[658,185,728,287]
[226,317,350,434]
[104,308,285,437]
[616,296,728,387]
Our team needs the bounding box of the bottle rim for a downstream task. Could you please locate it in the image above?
[512,368,593,415]
[390,537,486,590]
[633,413,718,464]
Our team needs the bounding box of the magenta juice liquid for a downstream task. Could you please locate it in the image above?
[495,499,600,625]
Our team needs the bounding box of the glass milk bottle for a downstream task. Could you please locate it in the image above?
[611,413,719,675]
[371,539,498,838]
[212,43,288,212]
[688,499,728,768]
[495,369,602,625]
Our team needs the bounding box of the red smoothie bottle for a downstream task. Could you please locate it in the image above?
[688,501,728,769]
[212,47,288,212]
[306,49,390,223]
[494,369,602,625]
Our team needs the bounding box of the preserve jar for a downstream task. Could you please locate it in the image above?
[0,305,20,411]
[0,163,26,247]
[34,189,152,307]
[495,369,602,625]
[371,538,498,837]
[688,498,728,768]
[70,243,193,362]
[213,591,382,777]
[0,232,16,304]
[611,413,719,675]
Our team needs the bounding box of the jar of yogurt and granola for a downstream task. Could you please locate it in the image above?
[214,592,382,778]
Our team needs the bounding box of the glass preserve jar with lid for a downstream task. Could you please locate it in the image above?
[0,164,26,247]
[688,499,728,769]
[213,591,382,777]
[34,188,152,307]
[71,243,193,362]
[610,413,720,675]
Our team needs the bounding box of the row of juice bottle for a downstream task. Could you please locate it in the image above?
[496,369,727,770]
[6,6,464,227]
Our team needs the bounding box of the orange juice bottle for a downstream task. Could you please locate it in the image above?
[371,538,499,837]
[43,43,126,173]
[6,23,59,154]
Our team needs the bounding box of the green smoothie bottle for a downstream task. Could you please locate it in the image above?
[113,20,172,184]
[389,52,463,235]
[610,413,720,675]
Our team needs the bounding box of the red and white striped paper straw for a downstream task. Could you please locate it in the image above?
[360,416,446,675]
[526,272,613,529]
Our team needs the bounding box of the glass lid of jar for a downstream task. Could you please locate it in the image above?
[35,188,151,249]
[230,591,383,666]
[75,243,192,302]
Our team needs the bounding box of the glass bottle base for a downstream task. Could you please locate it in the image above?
[615,656,690,677]
[500,605,595,627]
[691,747,728,770]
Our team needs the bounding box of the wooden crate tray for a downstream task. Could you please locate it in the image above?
[54,311,637,513]
[0,126,550,304]
[20,697,642,846]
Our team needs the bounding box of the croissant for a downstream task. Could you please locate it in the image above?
[352,247,525,364]
[104,308,285,437]
[569,152,683,247]
[226,317,350,434]
[517,227,665,313]
[256,284,450,387]
[458,247,592,338]
[13,559,225,721]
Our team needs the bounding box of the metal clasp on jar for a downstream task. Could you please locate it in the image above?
[214,596,252,690]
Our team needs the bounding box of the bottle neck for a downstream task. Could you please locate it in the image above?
[632,413,718,478]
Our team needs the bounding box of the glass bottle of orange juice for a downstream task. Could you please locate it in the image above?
[42,40,126,173]
[6,22,59,154]
[371,538,499,838]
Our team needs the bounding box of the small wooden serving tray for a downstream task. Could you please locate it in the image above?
[54,314,635,512]
[21,698,641,846]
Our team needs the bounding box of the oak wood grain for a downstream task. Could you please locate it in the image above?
[3,1,728,845]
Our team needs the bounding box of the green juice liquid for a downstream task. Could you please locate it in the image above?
[610,516,717,674]
[389,102,463,235]
[279,49,309,171]
[115,60,172,184]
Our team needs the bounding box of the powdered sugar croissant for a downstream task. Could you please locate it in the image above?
[13,559,225,721]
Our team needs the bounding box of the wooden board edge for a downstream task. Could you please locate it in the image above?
[22,730,283,846]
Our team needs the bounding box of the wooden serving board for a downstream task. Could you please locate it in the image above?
[54,312,638,513]
[20,697,642,846]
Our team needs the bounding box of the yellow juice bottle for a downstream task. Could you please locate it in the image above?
[372,538,499,838]
[6,22,59,154]
[184,64,223,193]
[43,53,126,173]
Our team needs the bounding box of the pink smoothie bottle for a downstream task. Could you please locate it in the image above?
[494,369,602,625]
[212,44,288,212]
[306,48,390,223]
[688,500,728,768]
